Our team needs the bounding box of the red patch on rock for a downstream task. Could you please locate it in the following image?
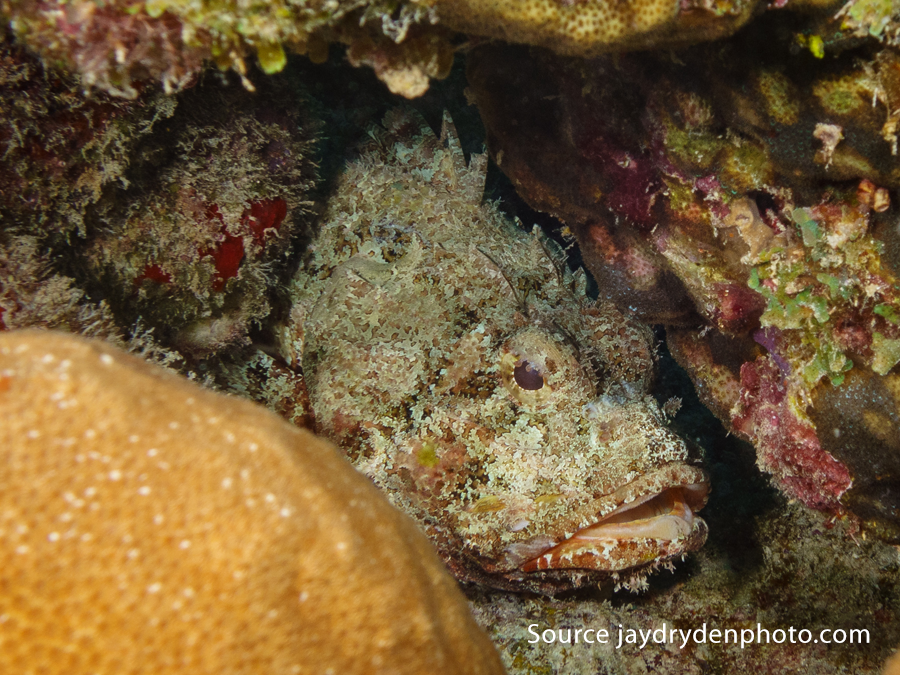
[714,283,765,333]
[580,136,662,230]
[243,198,287,244]
[201,204,245,292]
[135,263,172,285]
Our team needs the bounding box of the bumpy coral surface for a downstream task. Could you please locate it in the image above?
[0,330,505,675]
[0,0,454,97]
[467,26,900,539]
[79,75,319,356]
[257,110,709,595]
[433,0,760,55]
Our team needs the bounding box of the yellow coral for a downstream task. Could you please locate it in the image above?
[0,330,505,675]
[433,0,757,54]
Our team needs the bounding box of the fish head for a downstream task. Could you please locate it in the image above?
[422,305,709,593]
[300,247,708,593]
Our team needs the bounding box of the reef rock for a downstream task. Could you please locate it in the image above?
[0,31,176,240]
[255,109,709,595]
[77,75,320,356]
[0,329,505,675]
[467,26,900,539]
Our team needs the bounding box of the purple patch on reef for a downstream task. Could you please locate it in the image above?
[581,135,662,230]
[754,327,791,375]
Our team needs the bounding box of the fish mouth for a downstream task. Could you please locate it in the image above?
[520,479,709,573]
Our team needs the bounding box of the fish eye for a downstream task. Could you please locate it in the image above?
[500,350,553,406]
[514,360,544,390]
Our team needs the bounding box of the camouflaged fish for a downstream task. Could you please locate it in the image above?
[272,110,709,594]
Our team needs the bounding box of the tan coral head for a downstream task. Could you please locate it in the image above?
[520,473,709,574]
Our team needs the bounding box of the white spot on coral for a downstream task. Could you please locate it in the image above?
[147,582,162,594]
[128,435,140,443]
[248,442,259,453]
[26,430,39,439]
[265,493,276,504]
[137,486,152,496]
[186,397,195,405]
[224,432,236,444]
[153,514,164,525]
[100,354,114,366]
[280,507,292,518]
[42,353,55,364]
[299,591,309,602]
[221,478,233,489]
[147,448,159,457]
[47,532,60,542]
[108,470,122,481]
[179,540,191,549]
[84,429,96,440]
[168,421,179,430]
[15,545,28,554]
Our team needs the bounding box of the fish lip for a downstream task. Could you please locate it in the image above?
[519,465,709,573]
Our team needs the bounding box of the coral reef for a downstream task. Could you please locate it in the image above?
[0,30,176,239]
[432,0,760,56]
[0,0,826,101]
[248,109,710,595]
[0,29,320,358]
[0,329,506,675]
[466,21,900,539]
[0,0,454,98]
[0,235,120,339]
[78,75,320,356]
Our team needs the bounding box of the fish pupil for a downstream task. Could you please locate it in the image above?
[514,360,544,390]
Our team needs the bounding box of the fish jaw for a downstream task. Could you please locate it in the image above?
[520,481,709,573]
[496,463,709,576]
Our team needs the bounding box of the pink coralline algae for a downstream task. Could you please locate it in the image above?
[731,356,852,511]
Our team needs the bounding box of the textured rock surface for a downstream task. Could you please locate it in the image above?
[0,31,175,239]
[467,30,900,540]
[0,330,506,675]
[78,75,320,356]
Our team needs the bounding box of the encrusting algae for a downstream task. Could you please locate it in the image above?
[0,330,505,675]
[254,110,710,595]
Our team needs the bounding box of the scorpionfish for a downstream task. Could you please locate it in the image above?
[272,110,709,594]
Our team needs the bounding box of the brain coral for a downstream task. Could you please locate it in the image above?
[0,330,505,675]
